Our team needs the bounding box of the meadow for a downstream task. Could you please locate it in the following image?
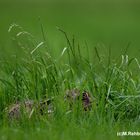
[0,0,140,140]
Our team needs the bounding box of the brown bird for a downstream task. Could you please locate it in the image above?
[5,98,54,121]
[82,91,92,111]
[65,89,93,111]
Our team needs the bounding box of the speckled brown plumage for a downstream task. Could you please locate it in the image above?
[6,98,54,120]
[65,89,93,111]
[82,91,92,111]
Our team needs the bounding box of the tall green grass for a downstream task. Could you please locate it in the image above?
[0,24,140,140]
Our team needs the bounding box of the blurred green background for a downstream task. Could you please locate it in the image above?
[0,0,140,57]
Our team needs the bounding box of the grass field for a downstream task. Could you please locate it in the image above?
[1,0,140,140]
